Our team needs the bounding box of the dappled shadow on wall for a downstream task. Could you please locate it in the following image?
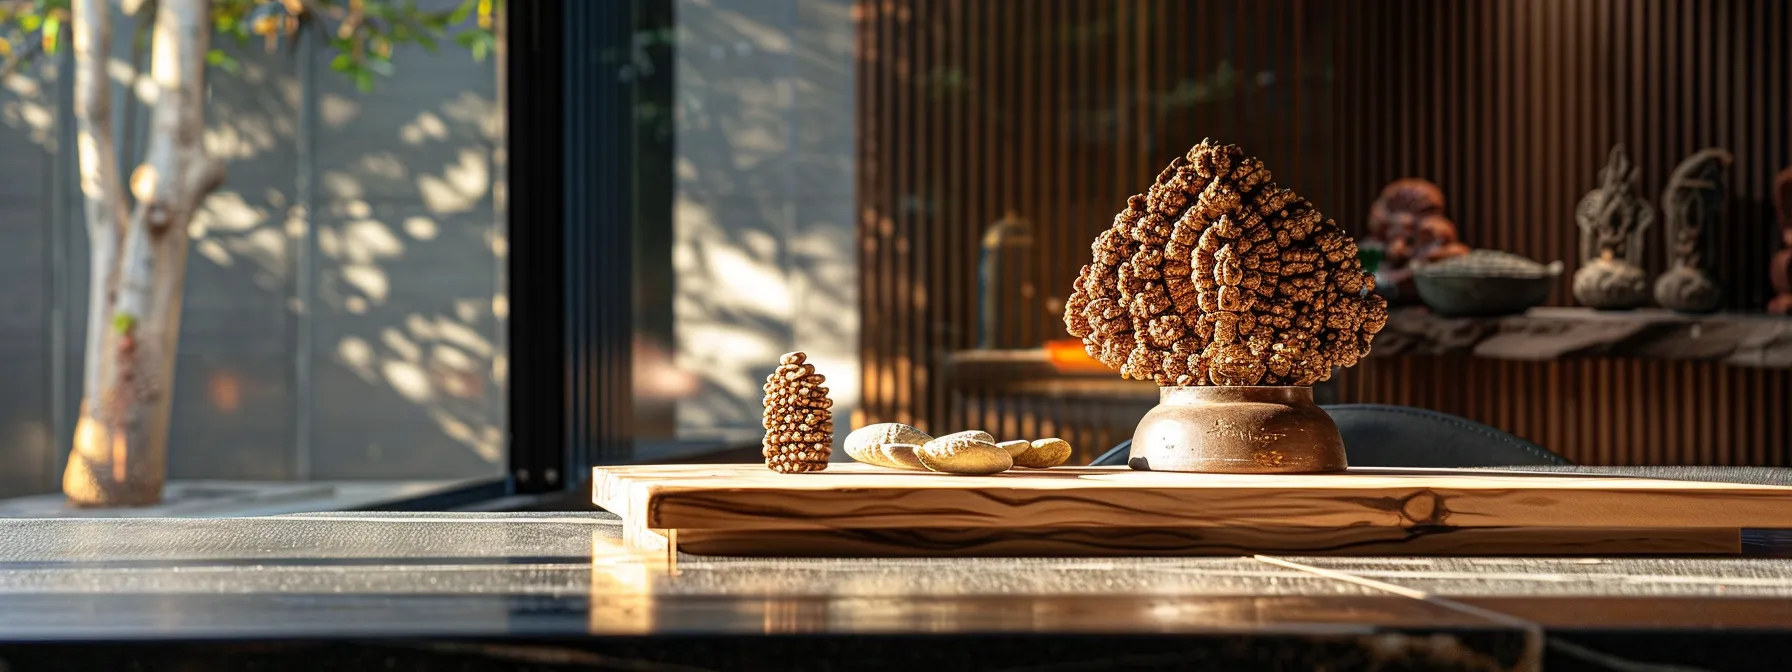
[0,27,505,492]
[664,0,859,445]
[0,66,56,496]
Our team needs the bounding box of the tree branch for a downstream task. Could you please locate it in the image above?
[71,0,128,238]
[130,0,222,229]
[72,0,129,409]
[114,0,221,341]
[120,11,154,182]
[293,0,337,20]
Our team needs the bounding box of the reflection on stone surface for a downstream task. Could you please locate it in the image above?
[15,516,1792,668]
[576,593,1504,637]
[1,514,1786,671]
[1275,556,1792,596]
[0,631,1543,671]
[588,533,655,634]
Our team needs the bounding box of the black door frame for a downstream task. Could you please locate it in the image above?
[504,0,672,495]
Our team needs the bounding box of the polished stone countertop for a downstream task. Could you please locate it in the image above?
[2,512,1790,670]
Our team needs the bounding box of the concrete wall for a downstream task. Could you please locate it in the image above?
[0,4,502,497]
[671,0,858,447]
[0,70,57,497]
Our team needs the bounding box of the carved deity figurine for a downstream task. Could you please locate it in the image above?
[1361,178,1470,304]
[1573,145,1655,310]
[1771,168,1792,315]
[1653,149,1732,313]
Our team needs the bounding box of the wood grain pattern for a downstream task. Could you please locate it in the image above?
[594,464,1790,556]
[673,526,1739,558]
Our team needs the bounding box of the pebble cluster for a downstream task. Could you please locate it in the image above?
[1064,139,1390,386]
[761,352,834,473]
[844,424,1073,475]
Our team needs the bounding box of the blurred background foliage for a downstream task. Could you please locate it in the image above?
[0,0,499,90]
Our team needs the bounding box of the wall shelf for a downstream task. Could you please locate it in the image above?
[942,307,1792,404]
[1371,308,1792,370]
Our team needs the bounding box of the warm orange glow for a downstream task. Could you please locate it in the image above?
[1043,339,1107,373]
[111,431,127,485]
[630,338,697,401]
[208,371,242,412]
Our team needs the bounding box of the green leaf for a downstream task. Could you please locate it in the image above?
[206,48,240,74]
[448,0,475,25]
[39,16,57,53]
[470,37,487,61]
[353,68,373,92]
[453,30,479,48]
[19,14,40,32]
[415,33,438,53]
[330,53,353,72]
[112,313,136,335]
[365,57,393,76]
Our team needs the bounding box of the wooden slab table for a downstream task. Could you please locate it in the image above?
[593,464,1792,557]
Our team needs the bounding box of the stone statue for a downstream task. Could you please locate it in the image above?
[1360,178,1470,304]
[1573,145,1655,310]
[1771,167,1792,314]
[1653,149,1732,313]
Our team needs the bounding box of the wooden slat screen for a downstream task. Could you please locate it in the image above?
[856,0,1792,465]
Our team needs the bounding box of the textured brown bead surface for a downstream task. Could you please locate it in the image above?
[1064,139,1388,386]
[762,351,834,473]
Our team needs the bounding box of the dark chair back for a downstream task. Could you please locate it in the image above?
[1089,403,1571,467]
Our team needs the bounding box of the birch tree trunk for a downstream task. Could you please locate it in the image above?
[63,0,224,507]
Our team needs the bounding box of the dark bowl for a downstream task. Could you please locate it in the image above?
[1413,275,1554,317]
[1412,252,1563,317]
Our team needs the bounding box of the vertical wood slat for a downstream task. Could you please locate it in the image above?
[919,0,939,431]
[899,0,918,428]
[1325,0,1792,466]
[856,0,1792,465]
[858,0,875,425]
